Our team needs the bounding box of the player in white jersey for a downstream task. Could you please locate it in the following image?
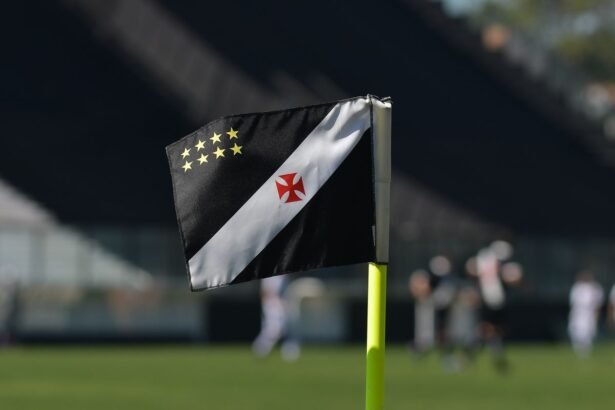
[568,271,604,358]
[476,246,508,371]
[252,275,288,358]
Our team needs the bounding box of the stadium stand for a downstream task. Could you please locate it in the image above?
[1,0,615,341]
[2,0,614,236]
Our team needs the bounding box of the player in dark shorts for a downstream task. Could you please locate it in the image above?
[476,241,523,373]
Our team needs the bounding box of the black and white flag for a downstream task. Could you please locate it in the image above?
[167,96,391,290]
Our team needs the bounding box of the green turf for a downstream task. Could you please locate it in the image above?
[0,344,613,409]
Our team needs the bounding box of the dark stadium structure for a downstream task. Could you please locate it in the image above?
[2,0,615,342]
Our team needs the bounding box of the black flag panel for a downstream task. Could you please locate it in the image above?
[167,96,380,290]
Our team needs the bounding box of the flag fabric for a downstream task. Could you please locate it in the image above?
[167,95,390,291]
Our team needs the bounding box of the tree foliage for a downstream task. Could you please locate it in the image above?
[474,0,615,81]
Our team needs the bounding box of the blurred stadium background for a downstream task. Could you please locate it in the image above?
[2,0,615,408]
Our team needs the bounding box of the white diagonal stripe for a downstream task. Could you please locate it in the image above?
[189,97,371,290]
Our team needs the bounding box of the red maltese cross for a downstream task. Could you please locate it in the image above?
[275,173,305,203]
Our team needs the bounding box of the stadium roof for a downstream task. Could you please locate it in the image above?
[0,177,54,226]
[0,177,151,287]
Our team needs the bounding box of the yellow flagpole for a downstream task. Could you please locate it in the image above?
[366,95,391,410]
[366,262,387,410]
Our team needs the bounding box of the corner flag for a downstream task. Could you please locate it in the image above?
[166,95,390,291]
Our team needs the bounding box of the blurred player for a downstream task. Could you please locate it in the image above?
[476,241,517,373]
[444,282,481,371]
[252,275,288,358]
[568,270,603,358]
[283,277,327,362]
[0,269,19,347]
[429,255,464,371]
[430,256,456,342]
[408,269,435,354]
[609,283,615,328]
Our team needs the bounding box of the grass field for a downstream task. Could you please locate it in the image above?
[0,344,613,409]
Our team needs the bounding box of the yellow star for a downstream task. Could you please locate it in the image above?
[210,132,222,144]
[181,148,191,159]
[195,140,206,151]
[226,127,238,139]
[230,143,243,155]
[197,154,208,165]
[182,161,193,172]
[213,147,225,159]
